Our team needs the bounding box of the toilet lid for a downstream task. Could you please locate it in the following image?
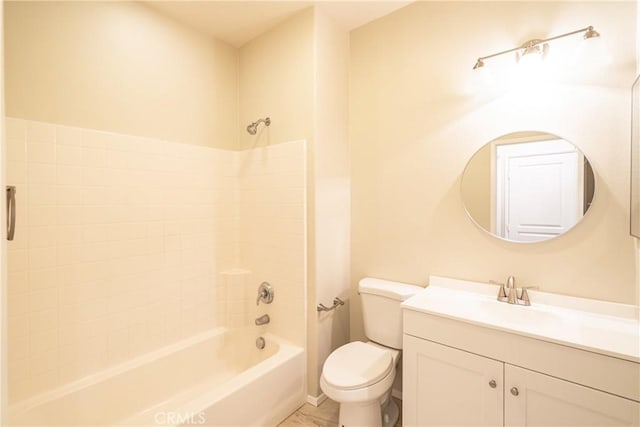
[322,341,393,390]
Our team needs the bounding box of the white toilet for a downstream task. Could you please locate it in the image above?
[320,278,423,427]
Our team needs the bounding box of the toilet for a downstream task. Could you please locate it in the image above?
[320,278,423,427]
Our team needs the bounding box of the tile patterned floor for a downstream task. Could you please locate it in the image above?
[278,397,402,427]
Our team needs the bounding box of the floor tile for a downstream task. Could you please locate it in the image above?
[278,397,402,427]
[278,410,334,427]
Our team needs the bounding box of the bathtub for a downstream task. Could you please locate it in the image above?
[8,328,305,426]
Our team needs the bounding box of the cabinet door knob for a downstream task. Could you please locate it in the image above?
[489,380,497,388]
[510,387,519,396]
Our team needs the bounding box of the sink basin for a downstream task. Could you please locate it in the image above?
[477,299,564,328]
[402,276,640,362]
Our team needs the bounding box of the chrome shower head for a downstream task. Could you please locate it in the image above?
[246,117,271,135]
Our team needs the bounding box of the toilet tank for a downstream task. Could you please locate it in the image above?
[359,278,424,349]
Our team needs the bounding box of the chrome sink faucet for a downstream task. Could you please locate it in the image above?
[506,275,517,304]
[495,276,537,306]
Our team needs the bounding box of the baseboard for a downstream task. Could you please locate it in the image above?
[392,388,402,400]
[306,393,327,407]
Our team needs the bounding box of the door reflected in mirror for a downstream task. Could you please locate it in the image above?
[461,132,595,243]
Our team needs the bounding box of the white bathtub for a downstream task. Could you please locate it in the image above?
[8,328,305,426]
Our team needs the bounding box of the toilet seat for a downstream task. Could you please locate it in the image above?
[322,341,393,390]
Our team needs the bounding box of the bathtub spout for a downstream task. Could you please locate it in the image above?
[255,314,270,325]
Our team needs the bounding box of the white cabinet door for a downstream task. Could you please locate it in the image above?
[505,364,640,427]
[403,335,504,427]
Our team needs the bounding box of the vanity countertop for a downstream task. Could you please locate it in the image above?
[402,276,640,363]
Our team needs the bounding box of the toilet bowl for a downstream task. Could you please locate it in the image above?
[320,278,423,427]
[320,341,399,427]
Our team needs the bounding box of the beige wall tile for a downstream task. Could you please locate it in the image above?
[8,293,29,318]
[8,271,29,295]
[26,121,55,143]
[6,117,26,140]
[29,288,58,312]
[28,186,57,206]
[29,309,58,333]
[27,163,56,184]
[56,126,83,147]
[7,249,28,274]
[7,161,26,185]
[27,141,56,164]
[6,118,307,404]
[7,138,26,163]
[27,205,57,227]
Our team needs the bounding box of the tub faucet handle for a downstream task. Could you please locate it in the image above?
[256,282,274,306]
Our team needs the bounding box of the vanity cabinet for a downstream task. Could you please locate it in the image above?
[403,335,503,426]
[505,364,639,426]
[404,335,639,426]
[402,308,640,427]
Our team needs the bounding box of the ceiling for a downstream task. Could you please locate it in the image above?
[146,1,412,48]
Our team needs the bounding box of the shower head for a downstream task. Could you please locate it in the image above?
[246,117,271,135]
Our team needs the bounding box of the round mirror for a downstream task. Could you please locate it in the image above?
[461,131,595,243]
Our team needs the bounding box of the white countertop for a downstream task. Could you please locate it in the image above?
[402,276,640,363]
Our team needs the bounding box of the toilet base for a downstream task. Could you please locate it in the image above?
[381,396,399,427]
[338,400,382,427]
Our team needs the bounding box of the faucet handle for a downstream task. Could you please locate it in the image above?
[256,282,274,306]
[490,280,509,302]
[516,286,538,306]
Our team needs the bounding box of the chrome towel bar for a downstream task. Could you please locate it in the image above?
[317,297,344,312]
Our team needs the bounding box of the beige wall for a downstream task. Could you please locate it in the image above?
[239,8,315,150]
[350,1,637,340]
[4,1,238,149]
[308,8,350,398]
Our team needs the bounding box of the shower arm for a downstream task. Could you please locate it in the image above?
[254,118,271,127]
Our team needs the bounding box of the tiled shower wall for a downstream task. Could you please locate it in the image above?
[237,142,306,345]
[215,142,307,342]
[5,119,305,403]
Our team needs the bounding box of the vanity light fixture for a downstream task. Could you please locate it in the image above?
[472,25,600,70]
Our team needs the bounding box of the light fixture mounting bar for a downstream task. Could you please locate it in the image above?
[537,26,595,45]
[473,25,599,69]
